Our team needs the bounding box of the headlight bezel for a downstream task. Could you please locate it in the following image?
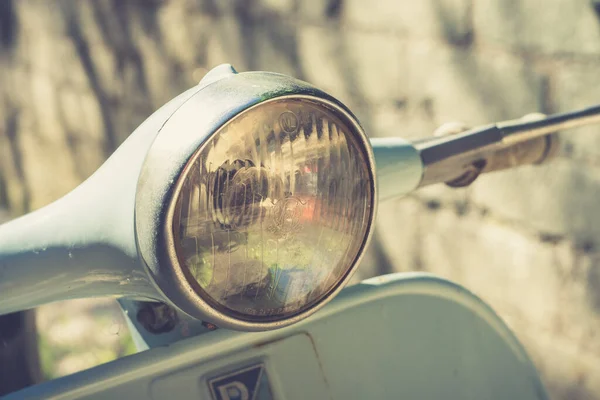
[135,71,377,331]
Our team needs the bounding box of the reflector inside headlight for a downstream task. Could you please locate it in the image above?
[172,97,374,322]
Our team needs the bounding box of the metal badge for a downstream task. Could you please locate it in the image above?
[208,363,273,400]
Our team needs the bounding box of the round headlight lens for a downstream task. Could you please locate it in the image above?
[172,97,374,323]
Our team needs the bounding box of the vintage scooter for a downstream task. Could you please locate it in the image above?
[1,64,598,399]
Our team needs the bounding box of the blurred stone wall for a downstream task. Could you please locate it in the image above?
[1,0,600,398]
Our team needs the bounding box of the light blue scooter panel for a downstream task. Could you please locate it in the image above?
[6,273,547,400]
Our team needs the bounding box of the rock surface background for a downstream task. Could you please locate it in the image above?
[1,1,600,398]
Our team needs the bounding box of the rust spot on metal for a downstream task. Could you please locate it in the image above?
[201,321,218,331]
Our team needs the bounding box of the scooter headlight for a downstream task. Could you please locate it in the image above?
[173,98,373,323]
[135,70,376,330]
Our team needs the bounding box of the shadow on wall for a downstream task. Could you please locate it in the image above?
[62,0,158,157]
[0,0,17,50]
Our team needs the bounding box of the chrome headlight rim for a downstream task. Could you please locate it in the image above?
[135,72,377,331]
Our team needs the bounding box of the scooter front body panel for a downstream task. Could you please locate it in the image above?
[7,272,547,400]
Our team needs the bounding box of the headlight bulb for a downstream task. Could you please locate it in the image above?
[172,98,374,323]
